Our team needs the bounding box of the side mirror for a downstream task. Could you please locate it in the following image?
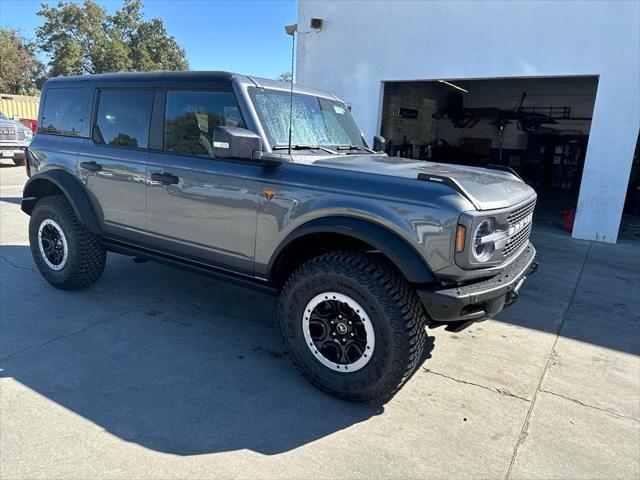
[373,135,386,153]
[212,126,262,160]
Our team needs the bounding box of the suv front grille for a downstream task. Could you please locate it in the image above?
[502,199,536,257]
[507,199,536,225]
[503,223,532,256]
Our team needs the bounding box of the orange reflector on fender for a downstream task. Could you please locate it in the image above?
[455,225,466,253]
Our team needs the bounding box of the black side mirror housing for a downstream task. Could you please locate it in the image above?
[252,150,284,167]
[373,135,386,153]
[212,126,262,160]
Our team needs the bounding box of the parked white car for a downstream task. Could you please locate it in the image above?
[0,111,33,166]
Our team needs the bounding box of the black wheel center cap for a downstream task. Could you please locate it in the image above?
[336,322,348,335]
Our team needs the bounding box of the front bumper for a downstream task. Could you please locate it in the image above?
[0,146,27,159]
[418,243,538,322]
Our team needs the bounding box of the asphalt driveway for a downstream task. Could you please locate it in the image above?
[1,163,639,479]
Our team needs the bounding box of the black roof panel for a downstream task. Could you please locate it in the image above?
[45,71,238,88]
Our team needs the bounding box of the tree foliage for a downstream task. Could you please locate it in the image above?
[37,0,189,77]
[0,28,46,94]
[277,72,292,83]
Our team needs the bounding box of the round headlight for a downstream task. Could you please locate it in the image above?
[472,218,496,262]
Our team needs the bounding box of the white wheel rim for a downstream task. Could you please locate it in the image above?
[302,292,375,373]
[37,219,68,271]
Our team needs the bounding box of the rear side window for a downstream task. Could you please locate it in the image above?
[40,87,91,137]
[164,90,244,157]
[94,90,153,149]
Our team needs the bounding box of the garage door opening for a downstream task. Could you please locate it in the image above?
[380,76,599,232]
[621,131,640,241]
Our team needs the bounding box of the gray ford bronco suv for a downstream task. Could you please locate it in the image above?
[23,72,537,402]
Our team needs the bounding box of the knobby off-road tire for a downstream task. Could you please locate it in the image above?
[279,251,428,402]
[29,195,106,290]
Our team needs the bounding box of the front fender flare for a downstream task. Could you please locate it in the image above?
[22,169,101,234]
[269,216,435,284]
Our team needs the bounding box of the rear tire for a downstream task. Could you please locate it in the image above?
[29,195,106,290]
[13,157,25,166]
[279,251,427,402]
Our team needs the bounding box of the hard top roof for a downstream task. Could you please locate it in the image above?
[44,71,341,100]
[46,71,235,87]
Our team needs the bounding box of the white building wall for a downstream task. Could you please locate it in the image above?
[296,0,640,243]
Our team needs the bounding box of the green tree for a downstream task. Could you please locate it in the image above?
[36,0,188,77]
[277,72,292,83]
[0,28,46,94]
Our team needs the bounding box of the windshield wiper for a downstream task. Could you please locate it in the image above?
[336,145,376,154]
[273,144,338,155]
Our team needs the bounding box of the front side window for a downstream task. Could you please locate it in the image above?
[164,90,244,157]
[40,87,92,137]
[248,88,364,149]
[94,90,153,149]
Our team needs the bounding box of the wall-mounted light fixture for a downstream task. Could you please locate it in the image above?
[284,23,297,36]
[310,18,323,31]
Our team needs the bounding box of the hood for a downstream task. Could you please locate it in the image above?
[311,154,536,211]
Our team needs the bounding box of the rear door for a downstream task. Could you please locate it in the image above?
[78,88,154,235]
[145,89,261,275]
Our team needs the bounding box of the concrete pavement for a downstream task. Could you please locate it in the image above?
[1,163,638,479]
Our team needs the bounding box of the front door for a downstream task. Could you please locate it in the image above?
[145,89,260,275]
[78,88,154,236]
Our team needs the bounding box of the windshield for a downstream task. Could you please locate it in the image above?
[248,88,365,150]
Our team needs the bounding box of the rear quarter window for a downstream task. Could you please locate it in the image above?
[39,87,92,137]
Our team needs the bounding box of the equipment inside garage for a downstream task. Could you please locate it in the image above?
[379,76,625,232]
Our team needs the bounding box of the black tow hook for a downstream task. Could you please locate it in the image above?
[504,289,519,307]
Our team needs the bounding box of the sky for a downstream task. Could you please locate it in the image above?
[0,0,297,80]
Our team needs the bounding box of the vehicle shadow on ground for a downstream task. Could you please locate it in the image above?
[0,245,434,456]
[491,228,640,356]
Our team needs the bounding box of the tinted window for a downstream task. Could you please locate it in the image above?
[40,87,91,137]
[94,90,153,149]
[164,90,244,157]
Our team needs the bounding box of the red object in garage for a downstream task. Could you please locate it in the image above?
[562,207,576,233]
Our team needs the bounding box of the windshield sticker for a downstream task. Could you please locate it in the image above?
[333,105,345,115]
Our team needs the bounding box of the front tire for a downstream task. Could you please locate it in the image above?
[279,251,427,402]
[29,195,106,290]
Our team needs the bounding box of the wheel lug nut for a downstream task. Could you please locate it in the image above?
[350,332,354,336]
[332,332,336,336]
[348,321,352,325]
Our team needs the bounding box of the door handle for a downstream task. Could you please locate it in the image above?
[151,172,180,184]
[80,161,102,172]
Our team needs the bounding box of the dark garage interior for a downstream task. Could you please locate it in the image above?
[380,76,640,239]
